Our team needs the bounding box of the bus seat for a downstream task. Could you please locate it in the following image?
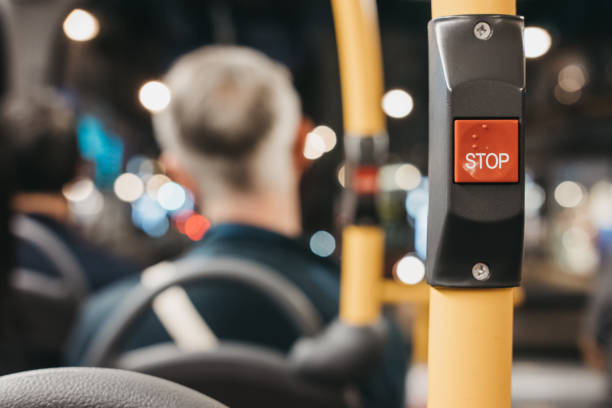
[0,367,226,408]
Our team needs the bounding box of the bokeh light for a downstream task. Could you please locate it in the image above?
[126,155,147,174]
[394,255,426,285]
[561,226,599,276]
[63,9,99,42]
[524,26,552,59]
[131,195,169,237]
[554,181,584,208]
[337,164,346,188]
[303,131,326,160]
[138,158,158,176]
[139,80,171,113]
[173,210,193,234]
[378,163,421,191]
[309,125,337,153]
[70,188,104,218]
[157,181,186,211]
[554,85,582,105]
[589,181,612,229]
[146,174,171,200]
[143,217,170,237]
[382,89,414,119]
[558,65,587,93]
[114,173,144,203]
[62,178,94,202]
[309,230,336,257]
[394,164,421,191]
[525,181,546,216]
[184,214,211,241]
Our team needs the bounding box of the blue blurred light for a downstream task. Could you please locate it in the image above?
[415,206,428,259]
[310,231,336,257]
[77,115,124,188]
[142,216,170,237]
[406,177,428,259]
[131,195,168,235]
[126,155,147,175]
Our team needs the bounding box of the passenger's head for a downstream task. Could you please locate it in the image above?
[0,90,79,194]
[154,46,307,202]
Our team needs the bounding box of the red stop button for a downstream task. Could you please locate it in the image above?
[454,119,519,183]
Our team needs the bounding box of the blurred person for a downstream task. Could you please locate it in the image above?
[0,91,139,370]
[5,90,138,292]
[67,46,407,407]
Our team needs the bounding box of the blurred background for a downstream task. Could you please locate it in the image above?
[3,0,612,406]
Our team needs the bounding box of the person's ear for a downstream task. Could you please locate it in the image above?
[159,151,199,197]
[293,116,314,175]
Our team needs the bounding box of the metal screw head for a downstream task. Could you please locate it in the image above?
[473,22,492,40]
[472,263,491,281]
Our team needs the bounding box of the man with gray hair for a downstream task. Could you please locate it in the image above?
[67,46,406,407]
[154,46,305,238]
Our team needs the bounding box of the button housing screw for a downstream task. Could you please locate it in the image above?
[472,263,491,281]
[473,22,493,41]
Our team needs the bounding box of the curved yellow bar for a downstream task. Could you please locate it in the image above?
[331,0,385,136]
[340,226,384,325]
[428,288,513,408]
[432,0,515,18]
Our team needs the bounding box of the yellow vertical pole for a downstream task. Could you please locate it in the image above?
[428,1,517,407]
[340,226,384,325]
[331,0,387,326]
[428,288,514,407]
[331,0,385,137]
[431,0,516,18]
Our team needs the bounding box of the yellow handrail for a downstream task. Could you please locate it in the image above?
[331,0,387,326]
[428,1,518,407]
[331,0,385,136]
[432,0,516,18]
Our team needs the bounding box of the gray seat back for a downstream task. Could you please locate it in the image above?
[116,343,355,408]
[82,257,323,367]
[0,367,226,408]
[12,215,88,298]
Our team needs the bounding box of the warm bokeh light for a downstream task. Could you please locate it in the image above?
[554,181,584,208]
[173,210,194,234]
[382,89,414,119]
[62,178,94,202]
[558,65,587,93]
[394,255,426,285]
[309,125,337,153]
[146,174,171,200]
[554,85,582,105]
[139,81,171,113]
[309,230,336,257]
[303,131,326,160]
[524,26,552,59]
[337,164,346,188]
[157,181,186,211]
[394,164,421,191]
[70,188,104,218]
[114,173,144,203]
[184,214,211,241]
[63,9,99,42]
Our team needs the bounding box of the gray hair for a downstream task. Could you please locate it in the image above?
[154,46,301,197]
